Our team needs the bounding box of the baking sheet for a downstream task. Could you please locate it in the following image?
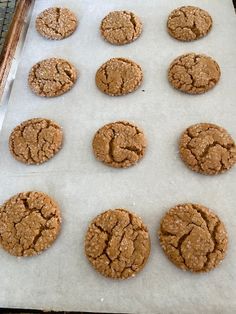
[0,0,236,313]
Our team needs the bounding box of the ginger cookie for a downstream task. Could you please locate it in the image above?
[85,208,150,279]
[95,58,143,96]
[9,118,63,165]
[35,7,77,40]
[167,6,212,41]
[0,191,61,257]
[179,123,236,175]
[92,121,146,168]
[28,58,77,97]
[159,203,228,272]
[100,11,142,45]
[168,53,220,94]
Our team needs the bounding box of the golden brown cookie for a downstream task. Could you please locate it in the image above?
[35,7,77,40]
[179,123,236,175]
[0,191,61,257]
[9,118,63,165]
[85,208,150,279]
[100,11,142,45]
[168,53,220,94]
[92,121,146,168]
[167,6,212,41]
[159,203,228,272]
[95,58,143,96]
[28,58,77,97]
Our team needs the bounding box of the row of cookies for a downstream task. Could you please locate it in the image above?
[0,191,228,279]
[35,6,213,43]
[8,118,236,175]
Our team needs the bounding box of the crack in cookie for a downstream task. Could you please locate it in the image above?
[158,203,228,272]
[85,208,150,279]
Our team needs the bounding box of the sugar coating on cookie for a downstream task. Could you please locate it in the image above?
[95,58,143,96]
[179,123,236,175]
[167,6,212,41]
[159,203,228,272]
[36,7,77,40]
[100,10,142,45]
[92,121,146,168]
[9,118,63,165]
[28,58,77,97]
[168,53,220,94]
[85,208,150,279]
[0,191,61,257]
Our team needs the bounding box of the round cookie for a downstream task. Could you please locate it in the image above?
[35,7,77,40]
[85,208,150,279]
[159,203,228,272]
[9,118,63,165]
[0,191,61,257]
[167,6,212,41]
[168,53,220,94]
[95,58,143,96]
[28,58,77,97]
[100,10,142,45]
[92,121,146,168]
[179,123,236,175]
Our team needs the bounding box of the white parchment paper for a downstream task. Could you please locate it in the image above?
[0,0,236,313]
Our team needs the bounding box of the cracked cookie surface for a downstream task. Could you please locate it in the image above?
[28,58,77,97]
[9,118,63,165]
[168,53,220,94]
[95,58,143,96]
[159,203,228,272]
[179,123,236,175]
[0,191,61,257]
[85,208,150,279]
[36,7,77,40]
[167,6,212,41]
[100,10,142,45]
[92,121,146,168]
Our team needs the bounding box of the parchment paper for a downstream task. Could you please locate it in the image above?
[0,0,236,313]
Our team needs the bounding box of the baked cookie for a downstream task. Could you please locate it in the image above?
[36,7,77,40]
[0,191,61,257]
[95,58,143,96]
[28,58,77,97]
[167,6,212,41]
[159,203,228,272]
[92,121,146,168]
[168,53,220,94]
[100,10,142,45]
[179,123,236,175]
[9,118,63,165]
[85,208,150,279]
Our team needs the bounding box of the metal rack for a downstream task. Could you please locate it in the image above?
[0,0,17,53]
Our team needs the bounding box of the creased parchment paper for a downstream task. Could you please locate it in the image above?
[0,0,236,313]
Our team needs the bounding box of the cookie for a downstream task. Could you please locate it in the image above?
[167,6,212,41]
[85,208,150,279]
[35,7,77,40]
[159,203,228,272]
[95,58,143,96]
[179,123,236,175]
[100,11,142,45]
[92,121,146,168]
[168,53,220,94]
[9,118,63,165]
[0,191,61,257]
[28,58,77,97]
